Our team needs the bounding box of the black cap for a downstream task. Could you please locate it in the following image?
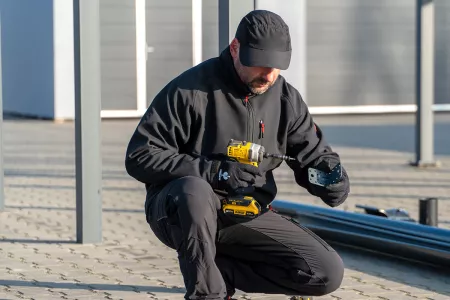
[235,10,292,70]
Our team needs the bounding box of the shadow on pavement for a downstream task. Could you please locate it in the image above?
[5,205,143,214]
[278,191,450,201]
[0,280,185,293]
[333,244,450,296]
[320,122,450,156]
[4,169,135,181]
[0,239,77,244]
[6,183,142,192]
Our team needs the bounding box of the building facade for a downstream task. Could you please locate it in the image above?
[0,0,449,120]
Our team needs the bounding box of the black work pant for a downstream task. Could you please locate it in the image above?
[145,176,344,300]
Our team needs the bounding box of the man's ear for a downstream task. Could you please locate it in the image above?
[229,38,240,59]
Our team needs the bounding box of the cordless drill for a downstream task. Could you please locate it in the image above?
[221,139,295,218]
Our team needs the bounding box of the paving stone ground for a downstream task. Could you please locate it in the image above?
[1,114,449,300]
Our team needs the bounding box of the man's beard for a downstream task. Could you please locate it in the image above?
[247,78,273,95]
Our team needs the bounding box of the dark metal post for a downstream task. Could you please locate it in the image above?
[219,0,254,53]
[73,0,102,243]
[419,198,438,226]
[0,12,4,211]
[413,0,438,167]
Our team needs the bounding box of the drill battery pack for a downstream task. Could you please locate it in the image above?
[222,195,262,217]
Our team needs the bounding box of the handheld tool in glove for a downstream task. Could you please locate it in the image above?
[217,139,295,218]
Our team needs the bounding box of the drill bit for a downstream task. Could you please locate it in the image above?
[264,153,296,161]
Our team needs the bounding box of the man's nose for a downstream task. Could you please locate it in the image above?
[261,68,276,81]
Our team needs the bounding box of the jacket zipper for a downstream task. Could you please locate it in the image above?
[243,96,255,142]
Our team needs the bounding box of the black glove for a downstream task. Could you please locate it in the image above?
[211,160,262,194]
[308,157,350,207]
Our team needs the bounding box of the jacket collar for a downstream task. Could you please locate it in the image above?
[219,46,254,98]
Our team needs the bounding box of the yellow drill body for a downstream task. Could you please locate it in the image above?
[226,139,264,167]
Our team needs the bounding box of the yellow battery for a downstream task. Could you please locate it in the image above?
[222,195,261,217]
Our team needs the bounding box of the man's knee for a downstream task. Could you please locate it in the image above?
[318,251,344,295]
[173,176,213,196]
[301,251,344,296]
[170,176,220,219]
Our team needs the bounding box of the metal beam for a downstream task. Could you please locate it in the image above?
[192,0,202,66]
[0,12,4,211]
[271,200,450,268]
[218,0,254,53]
[135,0,147,113]
[413,0,438,167]
[73,0,102,243]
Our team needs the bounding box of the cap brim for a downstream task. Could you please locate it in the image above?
[240,46,291,70]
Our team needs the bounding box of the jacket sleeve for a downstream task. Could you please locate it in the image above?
[124,79,220,187]
[284,91,349,207]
